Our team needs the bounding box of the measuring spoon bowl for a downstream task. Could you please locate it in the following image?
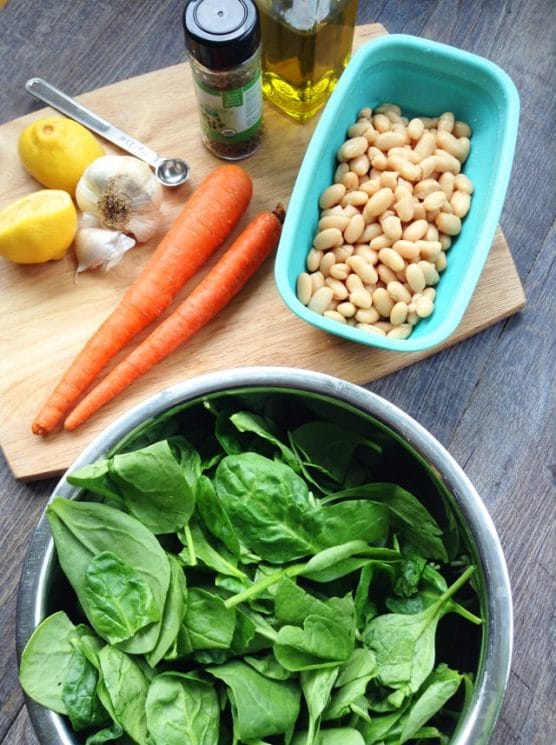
[25,77,191,188]
[155,157,190,187]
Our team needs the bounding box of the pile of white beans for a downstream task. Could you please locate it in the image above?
[296,103,474,340]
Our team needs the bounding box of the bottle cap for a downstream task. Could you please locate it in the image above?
[183,0,260,70]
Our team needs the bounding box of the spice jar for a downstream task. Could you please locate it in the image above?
[183,0,264,160]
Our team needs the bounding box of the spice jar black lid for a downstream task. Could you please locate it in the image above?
[183,0,260,70]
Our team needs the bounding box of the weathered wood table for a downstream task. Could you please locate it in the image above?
[0,1,553,743]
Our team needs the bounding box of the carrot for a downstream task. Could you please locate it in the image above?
[64,204,285,432]
[32,164,253,435]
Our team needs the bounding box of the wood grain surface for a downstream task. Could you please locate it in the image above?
[0,2,554,745]
[0,23,525,481]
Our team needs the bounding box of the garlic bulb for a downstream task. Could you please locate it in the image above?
[74,226,136,275]
[76,155,163,242]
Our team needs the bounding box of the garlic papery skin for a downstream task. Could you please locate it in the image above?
[75,155,163,242]
[74,226,136,275]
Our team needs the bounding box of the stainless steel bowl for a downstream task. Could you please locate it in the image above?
[16,366,512,744]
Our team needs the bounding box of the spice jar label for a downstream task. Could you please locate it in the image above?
[193,73,263,144]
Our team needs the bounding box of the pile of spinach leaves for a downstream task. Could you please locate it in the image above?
[20,391,483,745]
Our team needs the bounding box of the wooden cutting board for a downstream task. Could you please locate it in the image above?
[0,23,525,481]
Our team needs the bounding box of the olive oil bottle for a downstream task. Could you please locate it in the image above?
[255,0,358,122]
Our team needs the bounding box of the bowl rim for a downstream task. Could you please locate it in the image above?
[16,366,513,745]
[274,32,521,353]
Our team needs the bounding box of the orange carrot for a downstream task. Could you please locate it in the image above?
[64,204,285,432]
[32,164,253,436]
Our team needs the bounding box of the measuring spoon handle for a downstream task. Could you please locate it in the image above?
[25,77,160,167]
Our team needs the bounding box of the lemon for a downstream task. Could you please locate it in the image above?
[18,117,104,195]
[0,190,78,264]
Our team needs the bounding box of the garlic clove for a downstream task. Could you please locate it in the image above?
[75,155,163,242]
[78,211,101,229]
[74,226,136,275]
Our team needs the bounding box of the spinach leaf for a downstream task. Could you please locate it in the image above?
[274,577,355,637]
[316,500,389,548]
[399,664,462,743]
[215,452,322,561]
[292,727,366,745]
[229,410,299,469]
[362,566,476,696]
[84,551,160,645]
[301,541,400,583]
[208,660,301,741]
[46,497,171,654]
[181,588,236,652]
[146,553,187,667]
[195,475,241,556]
[244,654,292,680]
[324,483,447,560]
[84,721,124,744]
[109,439,196,534]
[290,421,381,485]
[301,666,340,745]
[63,636,110,731]
[19,612,87,715]
[179,519,246,580]
[145,671,219,745]
[66,459,122,503]
[96,645,150,745]
[274,614,354,671]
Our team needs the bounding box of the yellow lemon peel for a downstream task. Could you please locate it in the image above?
[0,190,78,264]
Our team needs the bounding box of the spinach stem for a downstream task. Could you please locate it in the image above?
[182,523,197,566]
[224,563,305,609]
[440,564,476,603]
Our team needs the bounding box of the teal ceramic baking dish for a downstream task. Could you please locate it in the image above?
[274,34,520,353]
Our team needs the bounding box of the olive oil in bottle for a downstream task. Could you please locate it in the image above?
[255,0,358,122]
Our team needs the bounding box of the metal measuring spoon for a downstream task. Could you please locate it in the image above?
[25,77,190,188]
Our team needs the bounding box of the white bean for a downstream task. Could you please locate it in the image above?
[339,136,369,161]
[374,130,407,151]
[402,219,429,242]
[313,228,344,251]
[372,287,395,317]
[407,117,425,140]
[387,280,412,303]
[307,248,323,272]
[406,263,426,293]
[337,301,357,318]
[296,272,312,305]
[379,247,406,273]
[355,307,380,324]
[435,212,462,236]
[388,323,413,339]
[390,301,409,325]
[308,286,333,313]
[347,254,379,285]
[319,183,346,209]
[325,277,349,300]
[363,187,395,220]
[350,287,373,309]
[324,310,347,323]
[415,294,434,318]
[450,190,471,218]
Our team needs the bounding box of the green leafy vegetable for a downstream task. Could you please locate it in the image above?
[208,660,301,741]
[20,392,483,745]
[19,612,93,715]
[145,672,219,745]
[363,565,476,696]
[46,497,171,655]
[84,551,160,645]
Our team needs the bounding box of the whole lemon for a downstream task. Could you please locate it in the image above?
[18,117,104,195]
[0,190,78,264]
